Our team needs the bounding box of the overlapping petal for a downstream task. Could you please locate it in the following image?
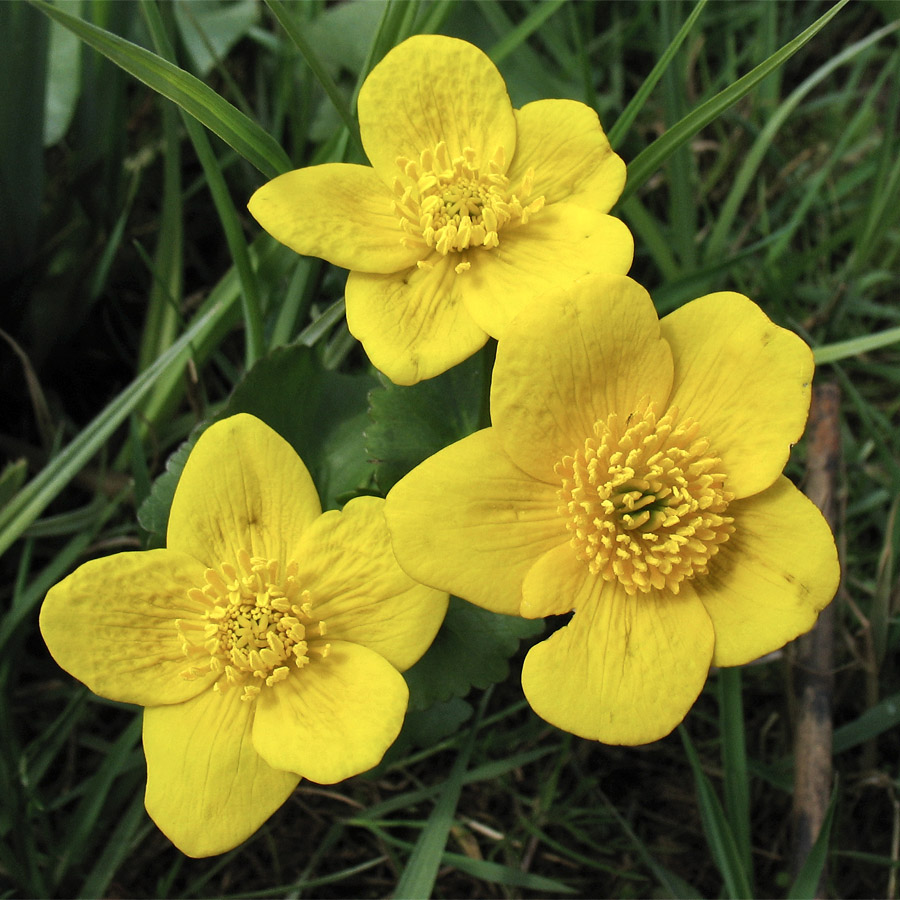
[289,496,447,671]
[385,429,565,616]
[521,580,715,744]
[40,549,212,707]
[661,293,814,499]
[460,206,635,339]
[696,476,840,667]
[143,687,299,858]
[168,413,322,567]
[506,99,626,210]
[247,164,421,273]
[346,257,488,386]
[253,641,408,784]
[520,541,596,619]
[491,274,673,482]
[358,35,517,185]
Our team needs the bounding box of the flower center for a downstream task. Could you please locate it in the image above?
[178,549,329,702]
[392,141,544,274]
[556,401,735,595]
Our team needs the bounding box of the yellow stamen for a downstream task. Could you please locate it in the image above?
[178,552,328,701]
[556,400,734,595]
[392,142,544,268]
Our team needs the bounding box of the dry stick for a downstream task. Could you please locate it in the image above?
[791,381,841,896]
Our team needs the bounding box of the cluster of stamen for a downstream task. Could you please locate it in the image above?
[392,141,544,274]
[556,401,735,595]
[177,549,329,702]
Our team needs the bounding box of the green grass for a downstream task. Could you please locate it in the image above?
[2,0,900,896]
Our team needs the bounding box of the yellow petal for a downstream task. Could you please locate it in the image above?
[247,164,421,274]
[520,542,598,618]
[695,476,839,667]
[143,688,299,857]
[291,496,448,672]
[167,414,322,567]
[345,256,488,385]
[40,550,213,706]
[521,580,715,744]
[661,293,814,499]
[385,429,565,616]
[491,273,673,483]
[506,99,626,211]
[461,204,634,339]
[358,35,516,185]
[253,641,408,783]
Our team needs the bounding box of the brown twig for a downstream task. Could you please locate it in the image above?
[791,381,842,896]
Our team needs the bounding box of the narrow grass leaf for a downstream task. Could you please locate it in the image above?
[679,726,754,900]
[486,0,568,64]
[0,303,221,559]
[608,0,708,149]
[704,19,900,261]
[264,0,362,152]
[623,0,852,202]
[813,325,900,364]
[717,668,753,885]
[786,783,838,899]
[29,0,291,177]
[394,694,488,899]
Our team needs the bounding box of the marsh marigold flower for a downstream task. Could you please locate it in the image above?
[248,35,633,385]
[40,414,448,856]
[385,275,840,745]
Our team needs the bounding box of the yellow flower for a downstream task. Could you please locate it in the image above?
[248,35,633,385]
[385,275,840,745]
[40,414,448,857]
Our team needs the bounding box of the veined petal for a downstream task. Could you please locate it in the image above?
[40,550,213,706]
[461,205,634,340]
[143,688,299,858]
[358,35,516,185]
[167,414,322,568]
[247,164,421,274]
[345,257,488,385]
[661,293,814,499]
[491,274,673,483]
[520,541,598,619]
[521,580,715,744]
[385,429,565,616]
[506,99,626,211]
[291,496,448,672]
[696,476,839,667]
[253,641,408,784]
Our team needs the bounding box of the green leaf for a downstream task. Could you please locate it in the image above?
[404,597,543,712]
[43,0,83,146]
[679,726,754,900]
[622,0,852,202]
[29,0,291,178]
[0,302,221,560]
[366,352,485,493]
[173,0,259,77]
[136,436,197,541]
[786,783,838,899]
[220,343,377,508]
[0,459,28,511]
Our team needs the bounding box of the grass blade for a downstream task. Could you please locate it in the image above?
[679,726,754,900]
[0,302,221,559]
[787,783,838,899]
[623,0,852,202]
[29,0,291,177]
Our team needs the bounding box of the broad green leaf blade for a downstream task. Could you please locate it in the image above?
[29,0,291,178]
[622,0,852,202]
[403,597,543,712]
[0,302,221,560]
[679,726,754,900]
